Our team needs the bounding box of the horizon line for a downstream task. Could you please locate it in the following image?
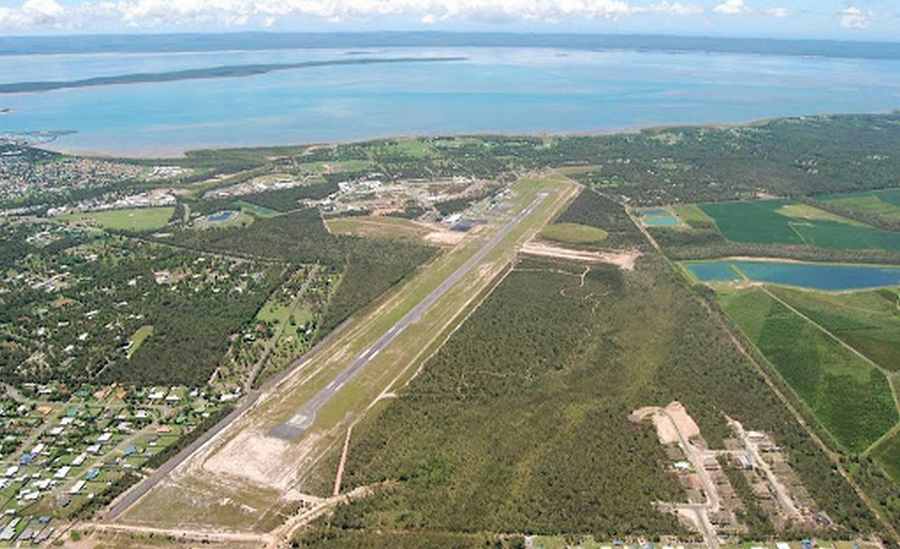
[2,30,899,46]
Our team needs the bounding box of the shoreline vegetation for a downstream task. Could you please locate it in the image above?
[0,56,467,94]
[37,109,900,159]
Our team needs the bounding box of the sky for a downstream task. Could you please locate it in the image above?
[0,0,897,41]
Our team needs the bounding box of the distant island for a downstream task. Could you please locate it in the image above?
[1,32,899,61]
[0,108,10,114]
[0,56,466,94]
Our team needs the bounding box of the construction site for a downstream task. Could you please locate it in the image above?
[631,402,830,548]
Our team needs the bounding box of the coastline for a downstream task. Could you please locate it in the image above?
[37,108,900,160]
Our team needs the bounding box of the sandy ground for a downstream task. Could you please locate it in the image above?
[73,524,270,547]
[202,429,316,490]
[425,229,466,246]
[521,241,641,270]
[630,401,700,445]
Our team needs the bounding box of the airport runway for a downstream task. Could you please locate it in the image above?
[271,192,548,439]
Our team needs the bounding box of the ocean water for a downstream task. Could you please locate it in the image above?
[686,260,900,291]
[2,46,900,156]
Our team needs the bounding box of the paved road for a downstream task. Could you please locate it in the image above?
[105,191,547,520]
[104,390,261,520]
[104,295,363,521]
[271,193,548,439]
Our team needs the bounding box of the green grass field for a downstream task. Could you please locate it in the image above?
[870,428,900,482]
[256,300,314,328]
[700,199,900,252]
[232,200,280,218]
[718,288,898,453]
[326,216,434,242]
[822,189,900,223]
[776,203,867,225]
[767,287,900,373]
[673,203,717,229]
[700,200,805,244]
[540,222,609,244]
[62,207,174,232]
[127,325,154,359]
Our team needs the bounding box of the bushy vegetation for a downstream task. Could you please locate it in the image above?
[317,255,879,540]
[554,189,645,249]
[719,457,775,539]
[294,525,524,548]
[540,222,608,244]
[558,114,900,205]
[238,181,339,212]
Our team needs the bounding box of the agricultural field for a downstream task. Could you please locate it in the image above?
[869,430,900,482]
[717,288,898,454]
[699,200,900,251]
[673,203,719,230]
[766,287,900,372]
[818,189,900,226]
[60,207,175,233]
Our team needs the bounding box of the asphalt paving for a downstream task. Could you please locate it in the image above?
[271,193,547,440]
[106,191,547,519]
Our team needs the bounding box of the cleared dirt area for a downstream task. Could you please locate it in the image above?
[522,241,641,270]
[631,401,700,445]
[325,215,466,246]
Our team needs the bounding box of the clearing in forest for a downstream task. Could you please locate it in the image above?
[61,207,175,232]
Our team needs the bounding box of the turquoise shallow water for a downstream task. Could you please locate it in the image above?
[686,260,900,290]
[640,208,680,227]
[2,47,900,156]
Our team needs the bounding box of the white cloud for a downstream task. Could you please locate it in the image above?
[0,0,708,31]
[712,0,748,15]
[712,1,791,18]
[763,7,789,17]
[838,6,871,29]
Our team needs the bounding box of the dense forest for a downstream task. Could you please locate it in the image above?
[308,254,879,543]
